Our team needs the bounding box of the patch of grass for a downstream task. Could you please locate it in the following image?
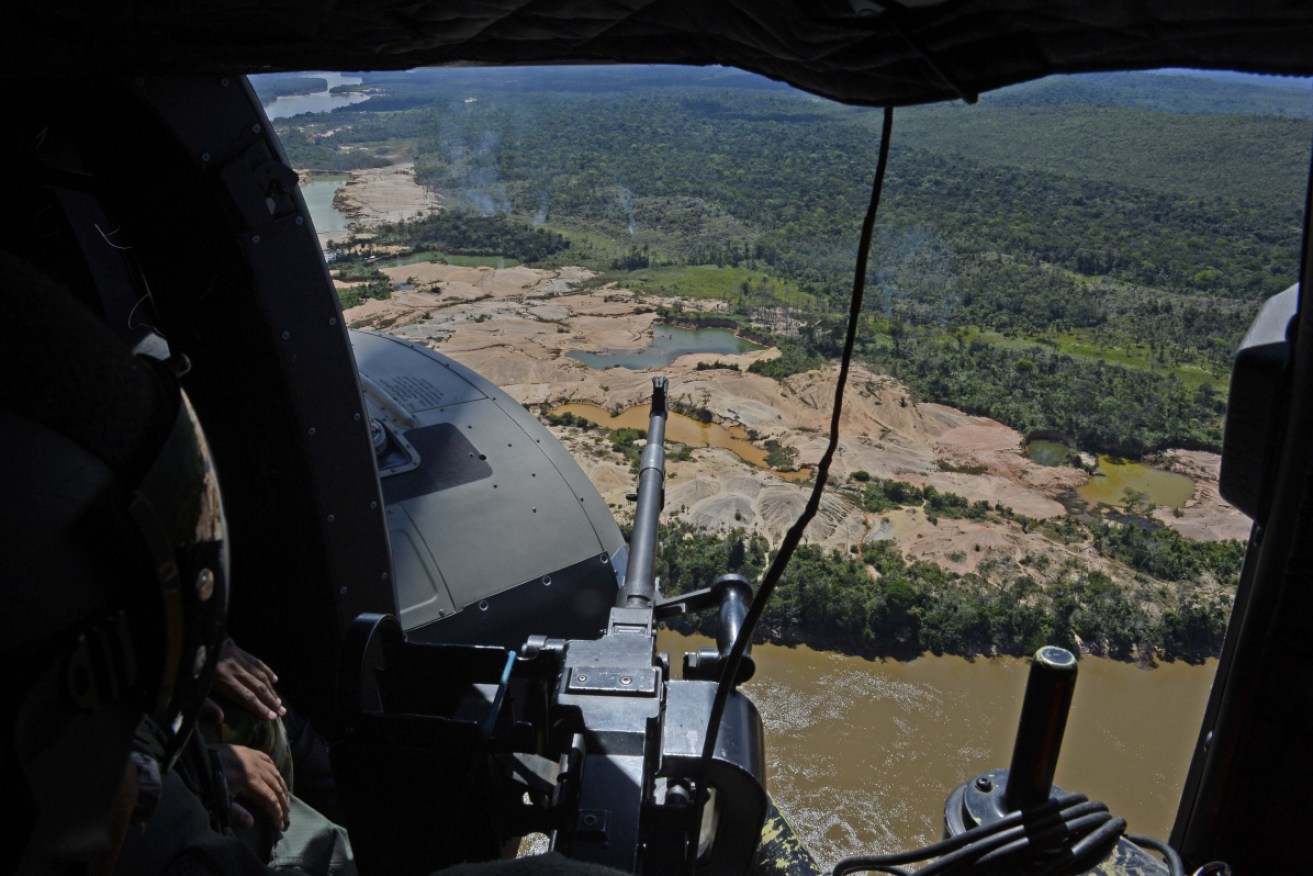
[603,265,813,307]
[375,251,446,269]
[937,460,989,475]
[959,326,1227,390]
[444,254,522,268]
[764,439,798,471]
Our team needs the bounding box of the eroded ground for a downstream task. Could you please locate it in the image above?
[343,262,1249,576]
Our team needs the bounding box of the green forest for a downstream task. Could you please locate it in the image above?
[652,519,1237,662]
[279,67,1309,459]
[267,67,1309,659]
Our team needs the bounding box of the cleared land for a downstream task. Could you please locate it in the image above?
[343,261,1248,575]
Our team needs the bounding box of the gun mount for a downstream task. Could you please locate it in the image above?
[332,378,770,875]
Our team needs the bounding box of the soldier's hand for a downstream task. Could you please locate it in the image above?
[213,640,286,721]
[213,743,291,830]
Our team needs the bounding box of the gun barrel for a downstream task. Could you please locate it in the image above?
[619,376,668,607]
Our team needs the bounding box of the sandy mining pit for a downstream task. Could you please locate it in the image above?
[343,261,1249,575]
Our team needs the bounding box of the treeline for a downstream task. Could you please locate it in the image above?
[276,126,395,172]
[386,81,1293,440]
[250,75,328,103]
[270,74,1299,335]
[654,522,1236,662]
[274,71,1307,456]
[749,327,1226,457]
[336,279,392,310]
[870,336,1227,456]
[375,212,569,262]
[386,86,1302,302]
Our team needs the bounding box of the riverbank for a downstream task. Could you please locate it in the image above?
[297,161,441,249]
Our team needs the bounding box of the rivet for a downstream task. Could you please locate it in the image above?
[201,152,211,163]
[252,123,262,134]
[295,215,304,225]
[339,586,348,596]
[478,600,489,611]
[220,77,231,87]
[308,427,317,437]
[599,553,609,563]
[620,676,632,685]
[195,568,215,602]
[974,775,993,792]
[281,330,290,340]
[251,234,261,245]
[541,576,552,586]
[353,412,361,422]
[577,674,588,683]
[329,317,338,326]
[326,514,335,524]
[381,572,389,581]
[370,501,378,510]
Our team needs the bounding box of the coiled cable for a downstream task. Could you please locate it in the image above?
[831,792,1182,876]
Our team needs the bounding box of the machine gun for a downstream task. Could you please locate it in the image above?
[330,377,1186,876]
[332,377,772,875]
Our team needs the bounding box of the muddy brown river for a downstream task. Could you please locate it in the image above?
[658,632,1215,867]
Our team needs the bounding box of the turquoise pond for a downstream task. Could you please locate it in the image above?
[568,325,762,370]
[301,179,351,234]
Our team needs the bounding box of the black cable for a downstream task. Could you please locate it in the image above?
[831,794,1141,876]
[1034,816,1126,876]
[683,105,897,874]
[833,792,1087,873]
[835,793,1081,876]
[939,809,1110,874]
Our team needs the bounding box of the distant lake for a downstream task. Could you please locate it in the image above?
[568,324,761,370]
[264,72,370,120]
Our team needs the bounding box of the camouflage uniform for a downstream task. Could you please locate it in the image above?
[116,721,353,876]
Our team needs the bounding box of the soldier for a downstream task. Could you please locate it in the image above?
[1,250,229,873]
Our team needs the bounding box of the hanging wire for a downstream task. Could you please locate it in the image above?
[684,105,896,873]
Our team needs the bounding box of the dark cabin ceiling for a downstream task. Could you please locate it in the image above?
[7,1,1313,106]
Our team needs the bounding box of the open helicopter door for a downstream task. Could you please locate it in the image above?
[1170,161,1313,869]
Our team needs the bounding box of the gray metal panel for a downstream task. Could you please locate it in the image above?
[387,505,458,628]
[397,399,608,605]
[351,330,625,633]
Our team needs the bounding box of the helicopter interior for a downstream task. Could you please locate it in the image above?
[4,2,1313,872]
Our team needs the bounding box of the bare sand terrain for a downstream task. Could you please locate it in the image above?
[300,162,441,248]
[335,162,442,226]
[344,262,1250,571]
